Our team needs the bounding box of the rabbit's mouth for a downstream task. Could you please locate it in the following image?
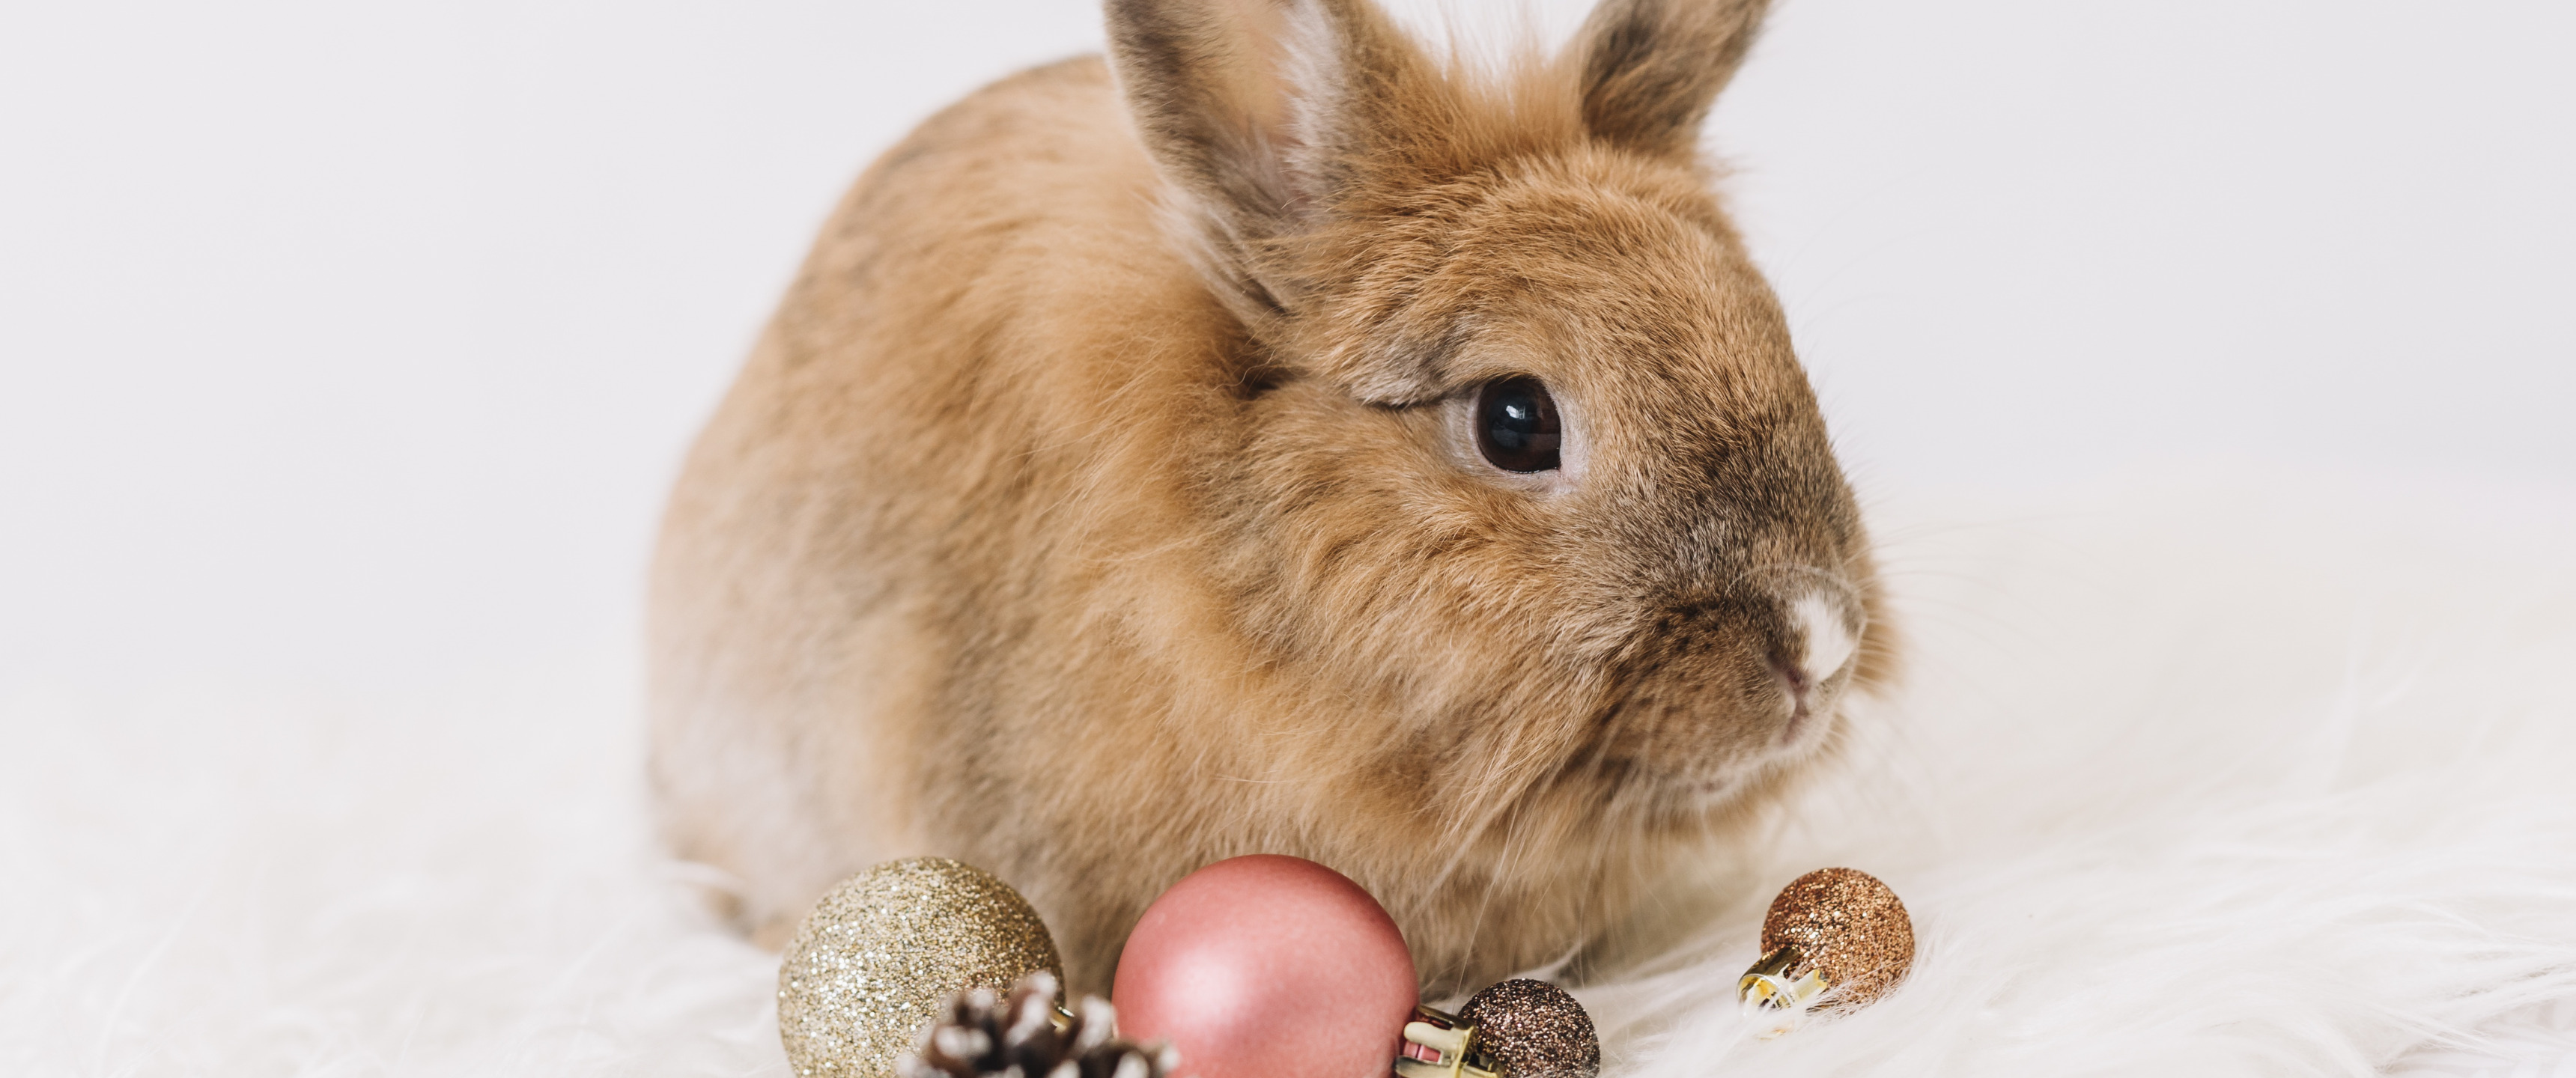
[1583,672,1841,811]
[1775,692,1820,748]
[1772,680,1847,756]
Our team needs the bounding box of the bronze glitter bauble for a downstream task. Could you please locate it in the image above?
[777,857,1063,1078]
[1459,979,1600,1078]
[1755,867,1913,1010]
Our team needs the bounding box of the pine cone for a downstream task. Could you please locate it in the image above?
[900,972,1176,1078]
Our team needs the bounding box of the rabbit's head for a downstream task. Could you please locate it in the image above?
[1109,0,1885,847]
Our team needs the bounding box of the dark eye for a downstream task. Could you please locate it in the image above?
[1474,377,1562,473]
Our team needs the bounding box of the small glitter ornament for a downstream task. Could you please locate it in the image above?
[1459,980,1599,1078]
[1737,867,1913,1020]
[1397,979,1600,1078]
[780,857,1065,1078]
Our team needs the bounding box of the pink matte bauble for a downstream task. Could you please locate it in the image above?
[1112,855,1418,1078]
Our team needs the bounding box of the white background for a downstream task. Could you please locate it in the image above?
[3,0,2570,704]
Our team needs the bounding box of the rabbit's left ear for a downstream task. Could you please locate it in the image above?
[1107,0,1427,329]
[1575,0,1770,159]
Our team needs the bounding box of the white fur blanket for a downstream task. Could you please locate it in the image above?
[9,470,2573,1076]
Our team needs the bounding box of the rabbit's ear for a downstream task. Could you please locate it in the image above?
[1107,0,1423,325]
[1574,0,1769,158]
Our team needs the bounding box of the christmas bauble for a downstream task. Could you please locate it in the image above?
[1458,979,1599,1078]
[1111,855,1417,1078]
[1745,866,1913,1011]
[779,857,1064,1078]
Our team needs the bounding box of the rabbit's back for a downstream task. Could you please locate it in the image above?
[648,56,1221,955]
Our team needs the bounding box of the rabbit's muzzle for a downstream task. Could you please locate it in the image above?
[1594,578,1863,803]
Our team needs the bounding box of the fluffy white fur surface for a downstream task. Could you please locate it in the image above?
[8,469,2574,1076]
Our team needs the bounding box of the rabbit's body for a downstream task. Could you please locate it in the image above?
[652,0,1887,995]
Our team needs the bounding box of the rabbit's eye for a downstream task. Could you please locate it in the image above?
[1474,377,1562,472]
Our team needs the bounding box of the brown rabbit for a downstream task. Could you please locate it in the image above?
[649,0,1889,996]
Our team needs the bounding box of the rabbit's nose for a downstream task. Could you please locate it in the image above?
[1781,591,1857,696]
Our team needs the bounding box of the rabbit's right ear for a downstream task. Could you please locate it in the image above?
[1106,0,1424,332]
[1575,0,1770,159]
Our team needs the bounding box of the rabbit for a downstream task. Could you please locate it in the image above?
[648,0,1890,996]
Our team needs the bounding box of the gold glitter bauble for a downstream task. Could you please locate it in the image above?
[1757,867,1914,1009]
[777,857,1063,1078]
[1459,979,1600,1078]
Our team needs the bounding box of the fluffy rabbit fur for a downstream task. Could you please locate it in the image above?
[649,0,1889,995]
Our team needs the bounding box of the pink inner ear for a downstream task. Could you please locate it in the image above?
[1207,0,1305,144]
[1216,0,1339,214]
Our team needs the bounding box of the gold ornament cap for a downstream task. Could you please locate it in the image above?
[779,857,1064,1078]
[1397,1005,1498,1078]
[1737,867,1913,1014]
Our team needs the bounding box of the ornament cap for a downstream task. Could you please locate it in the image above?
[1396,1005,1500,1078]
[1735,944,1828,1010]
